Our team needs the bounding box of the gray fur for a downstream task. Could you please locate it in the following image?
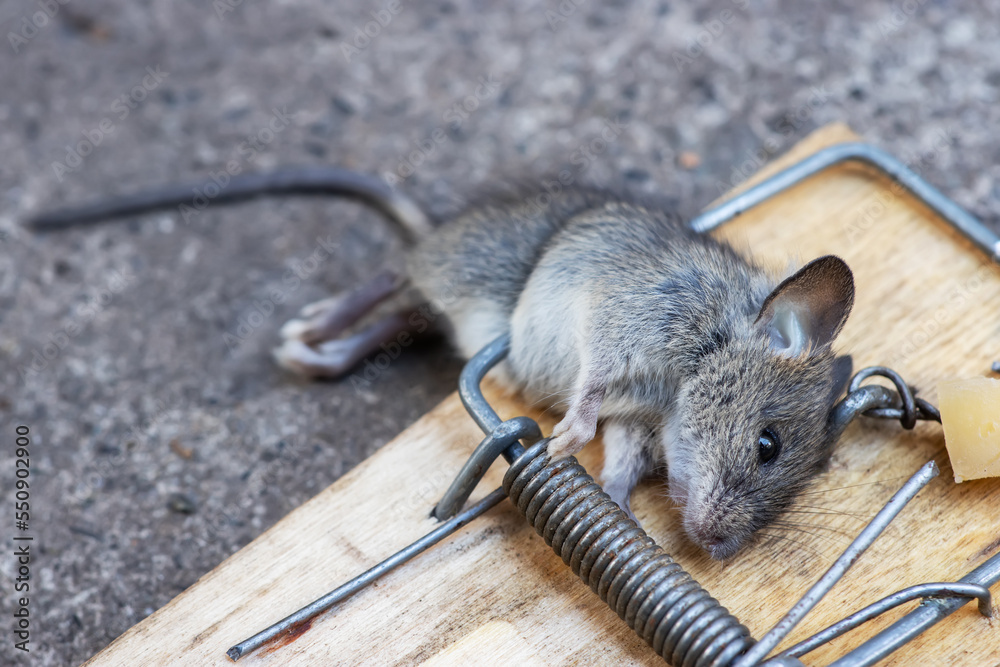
[409,186,855,560]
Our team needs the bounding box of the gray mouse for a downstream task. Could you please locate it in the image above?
[30,167,855,560]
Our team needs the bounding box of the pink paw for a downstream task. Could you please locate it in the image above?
[546,417,596,460]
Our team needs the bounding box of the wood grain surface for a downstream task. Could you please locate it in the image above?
[84,124,1000,666]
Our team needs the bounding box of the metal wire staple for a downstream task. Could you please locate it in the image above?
[829,366,940,438]
[846,366,941,428]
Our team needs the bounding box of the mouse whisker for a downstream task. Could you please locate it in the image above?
[757,530,828,559]
[797,474,919,496]
[527,395,572,417]
[771,519,855,539]
[768,520,853,546]
[763,525,842,556]
[529,387,574,406]
[783,506,867,521]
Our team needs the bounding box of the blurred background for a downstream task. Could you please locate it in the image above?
[1,1,998,664]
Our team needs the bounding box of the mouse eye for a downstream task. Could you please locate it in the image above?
[758,428,781,465]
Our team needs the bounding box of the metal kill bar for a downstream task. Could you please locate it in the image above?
[688,142,1000,263]
[825,552,1000,667]
[781,580,996,661]
[226,487,509,660]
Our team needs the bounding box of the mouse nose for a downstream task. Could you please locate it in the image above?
[686,519,742,560]
[683,490,750,560]
[704,536,740,561]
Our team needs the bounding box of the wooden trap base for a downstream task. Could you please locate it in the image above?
[85,124,1000,666]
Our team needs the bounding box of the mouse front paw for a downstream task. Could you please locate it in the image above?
[547,417,596,461]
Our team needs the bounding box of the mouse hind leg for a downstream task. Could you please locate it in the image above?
[274,269,431,379]
[279,269,402,345]
[600,418,658,524]
[274,309,422,379]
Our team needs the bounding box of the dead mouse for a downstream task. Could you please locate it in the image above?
[28,166,855,560]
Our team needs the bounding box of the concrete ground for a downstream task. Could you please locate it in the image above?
[1,1,998,664]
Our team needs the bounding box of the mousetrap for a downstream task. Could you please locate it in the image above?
[82,124,1000,666]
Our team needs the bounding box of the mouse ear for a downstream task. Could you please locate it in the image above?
[755,255,854,357]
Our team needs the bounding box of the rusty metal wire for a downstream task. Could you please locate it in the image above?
[846,366,941,428]
[829,366,940,438]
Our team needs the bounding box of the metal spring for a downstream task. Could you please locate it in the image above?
[504,440,754,667]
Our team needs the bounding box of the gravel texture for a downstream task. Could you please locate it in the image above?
[1,1,998,664]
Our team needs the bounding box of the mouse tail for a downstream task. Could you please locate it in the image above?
[25,166,433,243]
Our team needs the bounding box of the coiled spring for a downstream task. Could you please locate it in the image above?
[505,440,754,667]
